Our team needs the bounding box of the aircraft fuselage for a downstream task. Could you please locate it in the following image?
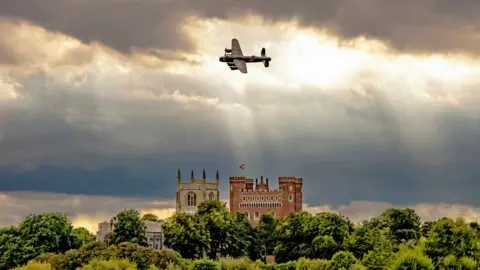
[219,55,271,63]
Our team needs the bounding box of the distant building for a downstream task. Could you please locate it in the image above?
[95,219,165,250]
[176,169,220,213]
[144,220,164,250]
[229,175,303,226]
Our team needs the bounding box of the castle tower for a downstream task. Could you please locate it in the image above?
[229,176,247,214]
[176,169,220,214]
[278,176,303,216]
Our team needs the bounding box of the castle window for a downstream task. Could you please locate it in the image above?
[254,212,260,220]
[187,192,196,206]
[208,191,215,200]
[288,194,293,202]
[244,212,249,219]
[256,196,260,201]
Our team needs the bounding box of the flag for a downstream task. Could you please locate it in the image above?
[239,164,246,170]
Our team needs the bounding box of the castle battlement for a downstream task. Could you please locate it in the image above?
[229,174,303,226]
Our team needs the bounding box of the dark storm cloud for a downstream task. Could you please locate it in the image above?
[1,67,480,207]
[1,0,480,57]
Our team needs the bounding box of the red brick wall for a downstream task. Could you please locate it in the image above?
[230,176,303,226]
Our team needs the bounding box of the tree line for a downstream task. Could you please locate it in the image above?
[1,200,480,269]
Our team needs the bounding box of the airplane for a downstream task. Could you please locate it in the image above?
[219,38,271,74]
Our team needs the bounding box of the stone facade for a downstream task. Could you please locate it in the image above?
[229,175,303,226]
[144,220,164,250]
[176,169,220,213]
[95,220,165,250]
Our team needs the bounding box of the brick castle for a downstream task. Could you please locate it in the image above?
[229,175,303,226]
[175,169,303,226]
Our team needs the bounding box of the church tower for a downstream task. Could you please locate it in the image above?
[176,169,220,214]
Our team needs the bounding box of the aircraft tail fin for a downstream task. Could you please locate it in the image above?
[261,48,266,57]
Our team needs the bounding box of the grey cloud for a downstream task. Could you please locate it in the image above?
[2,65,480,207]
[2,0,480,57]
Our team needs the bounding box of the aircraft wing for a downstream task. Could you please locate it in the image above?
[231,38,243,56]
[233,59,247,73]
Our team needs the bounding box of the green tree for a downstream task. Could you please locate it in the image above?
[71,227,96,249]
[0,226,36,270]
[196,200,251,259]
[328,251,357,270]
[421,221,435,237]
[141,213,160,222]
[257,213,277,256]
[162,212,209,259]
[389,245,434,270]
[19,213,76,255]
[303,212,353,259]
[110,209,147,246]
[346,218,393,259]
[441,254,478,270]
[224,212,254,259]
[379,208,421,245]
[424,218,480,264]
[273,211,311,262]
[361,249,394,270]
[56,241,111,270]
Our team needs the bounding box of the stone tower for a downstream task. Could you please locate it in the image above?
[176,169,220,214]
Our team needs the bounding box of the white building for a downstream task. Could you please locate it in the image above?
[176,169,220,213]
[95,219,165,250]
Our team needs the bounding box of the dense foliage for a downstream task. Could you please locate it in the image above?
[2,200,480,269]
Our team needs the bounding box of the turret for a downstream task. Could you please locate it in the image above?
[202,169,206,184]
[216,170,220,185]
[177,169,181,184]
[191,170,195,183]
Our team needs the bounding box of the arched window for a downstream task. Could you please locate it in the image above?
[208,191,215,200]
[288,193,293,202]
[254,212,260,220]
[244,212,249,219]
[187,192,196,206]
[271,212,275,217]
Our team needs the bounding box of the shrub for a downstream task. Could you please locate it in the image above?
[328,251,357,269]
[155,248,182,269]
[78,258,137,270]
[389,247,433,270]
[296,257,329,270]
[219,257,258,270]
[33,253,62,269]
[12,261,52,270]
[189,259,220,270]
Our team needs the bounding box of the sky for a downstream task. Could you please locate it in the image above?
[1,0,480,232]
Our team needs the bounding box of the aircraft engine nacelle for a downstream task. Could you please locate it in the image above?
[261,48,269,67]
[225,48,232,53]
